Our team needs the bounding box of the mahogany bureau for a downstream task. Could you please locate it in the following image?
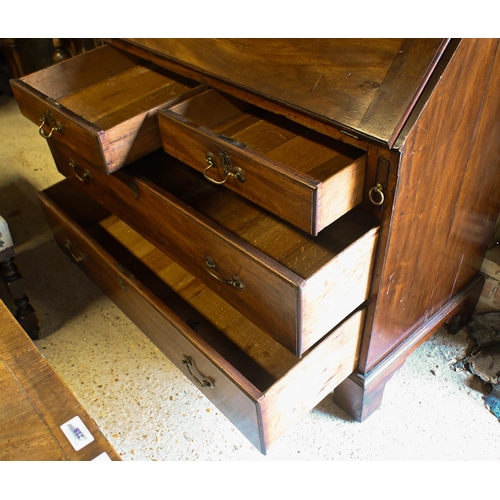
[10,39,500,454]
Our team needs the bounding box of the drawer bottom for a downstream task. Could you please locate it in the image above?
[38,180,363,453]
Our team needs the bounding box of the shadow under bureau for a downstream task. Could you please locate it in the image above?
[11,38,500,454]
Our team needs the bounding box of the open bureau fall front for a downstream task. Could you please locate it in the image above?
[11,39,500,454]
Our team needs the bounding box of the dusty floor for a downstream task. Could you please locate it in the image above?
[1,93,499,461]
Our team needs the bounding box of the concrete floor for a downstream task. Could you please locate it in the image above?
[1,93,499,461]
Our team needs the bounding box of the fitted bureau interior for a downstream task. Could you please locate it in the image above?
[159,89,367,234]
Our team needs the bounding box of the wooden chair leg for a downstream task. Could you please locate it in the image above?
[0,217,39,339]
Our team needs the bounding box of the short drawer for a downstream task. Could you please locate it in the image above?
[158,89,367,235]
[11,44,201,174]
[49,145,378,357]
[38,180,363,454]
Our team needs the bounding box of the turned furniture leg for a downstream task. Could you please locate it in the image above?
[2,38,25,78]
[0,216,39,339]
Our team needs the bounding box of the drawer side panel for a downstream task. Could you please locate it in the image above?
[316,154,366,233]
[301,226,379,352]
[260,309,364,450]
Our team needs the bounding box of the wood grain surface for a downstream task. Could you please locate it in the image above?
[122,38,448,146]
[10,44,200,174]
[0,300,120,461]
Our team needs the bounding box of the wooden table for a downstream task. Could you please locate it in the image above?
[0,300,120,461]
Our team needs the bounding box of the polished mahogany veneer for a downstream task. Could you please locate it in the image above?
[12,38,500,452]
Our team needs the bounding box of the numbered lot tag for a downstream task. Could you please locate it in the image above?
[60,416,95,451]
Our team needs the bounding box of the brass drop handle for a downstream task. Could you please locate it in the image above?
[368,183,385,206]
[182,355,214,389]
[204,151,246,185]
[38,112,63,139]
[205,256,244,289]
[69,158,93,183]
[65,240,84,263]
[116,275,127,292]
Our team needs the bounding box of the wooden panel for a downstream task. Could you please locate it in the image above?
[0,359,67,461]
[123,38,449,146]
[365,38,500,371]
[0,301,120,461]
[301,226,378,351]
[12,44,139,99]
[432,41,500,304]
[160,89,367,234]
[261,309,363,450]
[10,44,201,174]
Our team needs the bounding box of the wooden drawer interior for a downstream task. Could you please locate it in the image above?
[11,44,201,174]
[48,144,378,355]
[135,156,377,290]
[38,180,363,453]
[160,89,367,234]
[128,157,379,355]
[40,181,297,387]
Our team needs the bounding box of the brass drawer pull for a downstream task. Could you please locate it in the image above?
[205,256,244,289]
[69,158,93,183]
[182,355,214,389]
[116,275,127,292]
[65,240,84,263]
[368,183,385,206]
[204,150,246,185]
[38,111,63,139]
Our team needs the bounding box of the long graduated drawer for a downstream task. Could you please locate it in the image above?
[10,44,201,174]
[158,89,367,235]
[49,144,379,356]
[37,180,363,454]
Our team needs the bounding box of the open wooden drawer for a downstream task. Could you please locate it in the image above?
[158,89,367,235]
[38,180,363,454]
[10,44,201,174]
[49,144,378,356]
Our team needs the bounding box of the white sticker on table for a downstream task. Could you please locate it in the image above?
[60,416,95,451]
